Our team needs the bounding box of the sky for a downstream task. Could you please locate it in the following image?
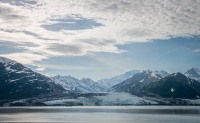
[0,0,200,80]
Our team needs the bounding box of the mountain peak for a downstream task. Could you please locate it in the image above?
[142,69,152,73]
[98,69,168,88]
[190,67,200,72]
[0,57,65,100]
[141,70,169,78]
[146,72,200,99]
[109,69,162,95]
[97,69,140,88]
[185,67,200,82]
[0,56,14,64]
[185,67,200,73]
[52,75,79,82]
[140,70,165,79]
[171,72,183,76]
[81,77,94,82]
[52,75,106,93]
[170,72,186,79]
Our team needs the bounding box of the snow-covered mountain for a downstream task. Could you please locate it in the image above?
[110,70,200,99]
[145,72,200,99]
[51,75,106,93]
[0,57,65,100]
[109,70,165,95]
[97,69,168,89]
[185,67,200,82]
[154,70,169,78]
[80,78,107,92]
[97,70,141,88]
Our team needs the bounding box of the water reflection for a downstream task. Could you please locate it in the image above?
[0,106,200,123]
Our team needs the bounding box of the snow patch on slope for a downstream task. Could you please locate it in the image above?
[51,75,106,93]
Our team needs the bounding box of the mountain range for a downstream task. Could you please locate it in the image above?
[110,71,200,99]
[1,56,200,105]
[97,70,141,88]
[109,70,166,95]
[145,72,200,99]
[51,75,106,93]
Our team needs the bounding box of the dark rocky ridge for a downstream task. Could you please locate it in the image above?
[0,57,65,100]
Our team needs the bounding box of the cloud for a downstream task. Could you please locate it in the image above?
[46,43,84,56]
[0,5,24,20]
[0,0,200,66]
[41,17,102,31]
[0,0,37,6]
[0,40,26,54]
[35,66,46,71]
[0,53,47,64]
[39,64,96,71]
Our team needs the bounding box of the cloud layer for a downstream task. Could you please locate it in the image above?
[0,0,200,66]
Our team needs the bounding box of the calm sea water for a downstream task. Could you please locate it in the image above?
[0,106,200,123]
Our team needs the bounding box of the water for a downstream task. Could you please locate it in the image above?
[0,106,200,123]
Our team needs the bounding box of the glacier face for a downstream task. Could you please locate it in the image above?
[43,92,158,106]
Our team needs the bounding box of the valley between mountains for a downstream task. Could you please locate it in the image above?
[1,56,200,106]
